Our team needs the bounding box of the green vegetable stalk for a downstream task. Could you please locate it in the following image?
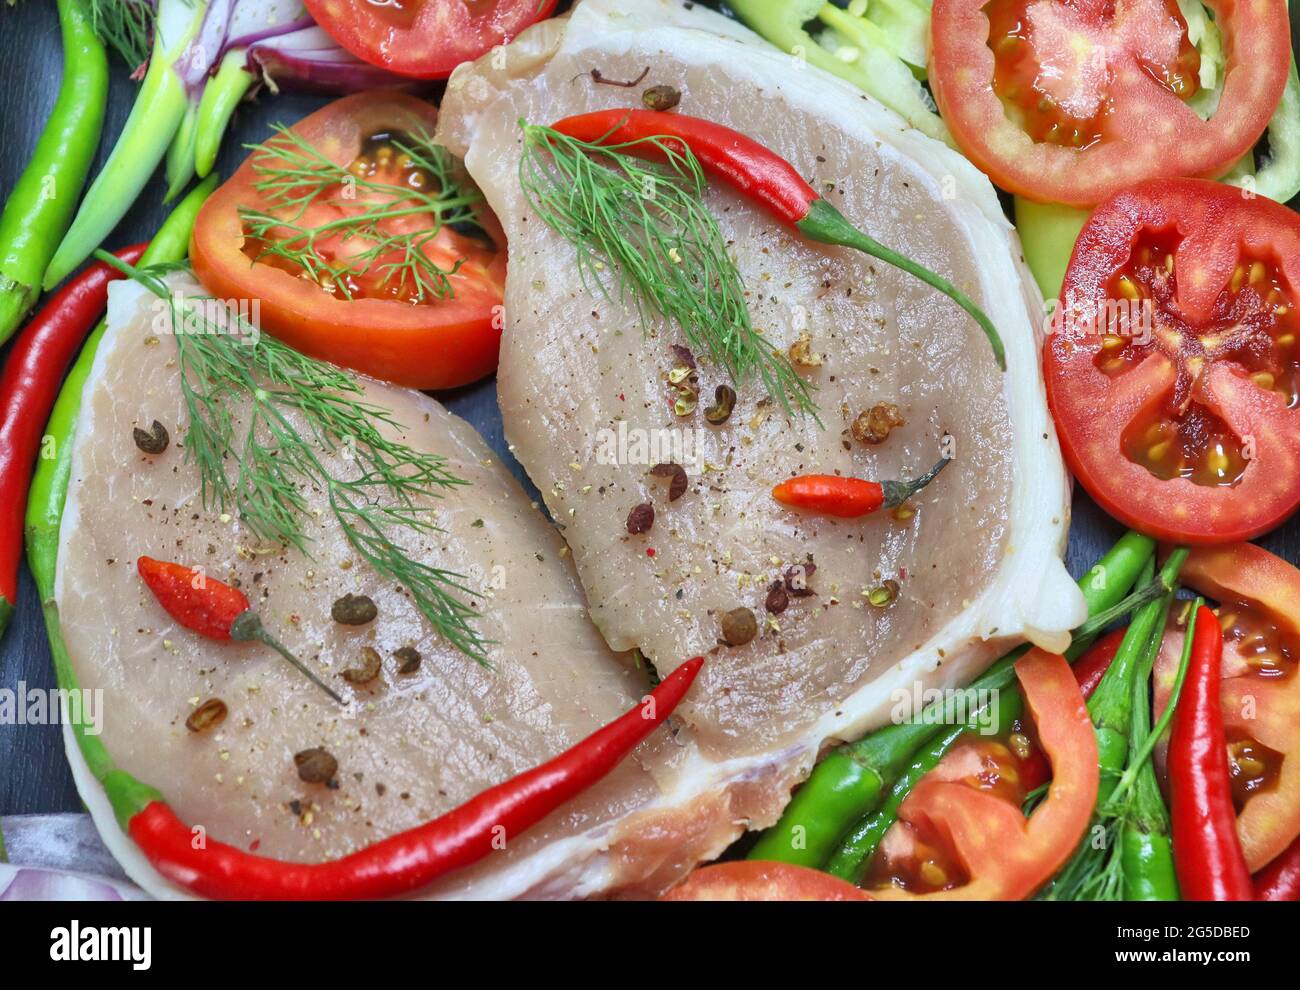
[747,530,1156,867]
[1014,197,1090,300]
[726,0,952,146]
[43,0,203,289]
[26,177,214,826]
[0,0,107,344]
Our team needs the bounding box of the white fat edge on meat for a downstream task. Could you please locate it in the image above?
[551,0,1084,649]
[453,0,1087,889]
[52,277,657,902]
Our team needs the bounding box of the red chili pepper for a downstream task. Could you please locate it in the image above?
[771,458,948,518]
[127,656,704,899]
[1072,626,1128,701]
[0,244,146,635]
[1254,833,1300,901]
[137,556,343,704]
[548,110,1005,369]
[1168,604,1254,901]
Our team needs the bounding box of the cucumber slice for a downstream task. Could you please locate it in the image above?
[1014,197,1091,300]
[728,0,952,146]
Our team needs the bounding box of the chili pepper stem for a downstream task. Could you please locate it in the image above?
[229,611,345,705]
[880,457,950,509]
[796,199,1007,371]
[1073,547,1189,645]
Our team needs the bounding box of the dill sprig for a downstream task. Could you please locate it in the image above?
[95,252,491,665]
[518,121,817,420]
[239,125,486,305]
[89,0,156,69]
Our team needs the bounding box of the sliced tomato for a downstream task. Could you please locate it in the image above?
[869,650,1098,901]
[660,862,870,901]
[1044,179,1300,544]
[1152,543,1300,873]
[930,0,1290,206]
[191,92,506,390]
[303,0,558,80]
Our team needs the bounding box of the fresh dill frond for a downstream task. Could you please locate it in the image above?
[89,0,156,69]
[97,252,491,665]
[239,125,486,305]
[518,121,817,420]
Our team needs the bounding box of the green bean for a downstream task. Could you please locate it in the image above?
[826,687,1025,882]
[43,0,198,290]
[26,174,217,595]
[0,0,107,344]
[747,530,1156,867]
[194,52,255,179]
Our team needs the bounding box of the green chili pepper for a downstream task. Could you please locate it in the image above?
[194,52,255,179]
[26,177,215,820]
[825,685,1025,882]
[747,530,1156,867]
[0,0,107,344]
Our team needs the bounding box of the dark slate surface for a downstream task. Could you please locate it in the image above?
[1,1,1298,820]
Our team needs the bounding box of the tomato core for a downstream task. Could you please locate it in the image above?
[985,0,1200,149]
[1081,227,1300,489]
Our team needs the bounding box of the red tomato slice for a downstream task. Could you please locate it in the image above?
[191,92,507,390]
[661,861,870,901]
[930,0,1290,206]
[303,0,558,80]
[869,650,1098,901]
[1152,543,1300,873]
[1044,179,1300,544]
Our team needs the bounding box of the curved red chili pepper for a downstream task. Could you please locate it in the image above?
[1168,604,1254,901]
[546,110,1006,369]
[0,243,147,631]
[551,109,819,225]
[128,656,704,899]
[1254,833,1300,901]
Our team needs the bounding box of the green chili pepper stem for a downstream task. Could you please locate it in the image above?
[748,530,1154,867]
[1073,545,1188,646]
[1109,600,1202,811]
[164,101,200,204]
[26,178,215,829]
[797,198,1007,371]
[0,0,107,344]
[194,53,254,178]
[826,687,1025,882]
[42,0,198,290]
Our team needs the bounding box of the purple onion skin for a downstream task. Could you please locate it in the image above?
[247,49,417,94]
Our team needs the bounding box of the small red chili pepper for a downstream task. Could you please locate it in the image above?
[0,243,147,636]
[771,457,948,518]
[137,556,343,704]
[1072,626,1128,701]
[548,110,1005,369]
[127,656,704,899]
[1254,833,1300,901]
[1168,604,1254,901]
